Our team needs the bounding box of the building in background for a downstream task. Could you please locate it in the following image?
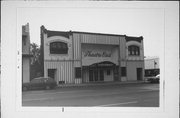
[41,26,145,85]
[144,56,160,77]
[22,23,32,83]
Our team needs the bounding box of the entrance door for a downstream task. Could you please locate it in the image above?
[89,70,93,82]
[94,70,98,81]
[137,68,142,81]
[48,69,56,80]
[100,70,104,81]
[89,69,103,82]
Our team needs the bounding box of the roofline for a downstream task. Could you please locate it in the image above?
[41,25,143,38]
[125,35,143,39]
[71,31,125,37]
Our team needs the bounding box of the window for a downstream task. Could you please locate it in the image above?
[50,42,68,54]
[128,45,140,56]
[121,67,126,77]
[107,70,111,75]
[75,67,81,78]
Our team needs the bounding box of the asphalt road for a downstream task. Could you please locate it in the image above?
[22,83,159,107]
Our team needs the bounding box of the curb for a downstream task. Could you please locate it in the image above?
[56,81,148,88]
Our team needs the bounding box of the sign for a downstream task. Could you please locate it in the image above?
[83,51,111,57]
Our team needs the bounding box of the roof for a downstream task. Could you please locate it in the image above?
[41,25,143,41]
[72,31,125,37]
[125,35,143,43]
[46,30,70,38]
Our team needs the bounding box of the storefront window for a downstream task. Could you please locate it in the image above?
[50,42,68,54]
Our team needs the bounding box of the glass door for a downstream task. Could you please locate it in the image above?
[89,70,94,82]
[94,70,98,81]
[100,70,104,81]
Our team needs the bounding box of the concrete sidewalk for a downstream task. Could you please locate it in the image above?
[57,80,148,88]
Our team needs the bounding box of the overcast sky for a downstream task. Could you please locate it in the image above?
[19,6,164,57]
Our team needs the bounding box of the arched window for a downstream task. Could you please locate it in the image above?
[128,45,140,56]
[50,42,68,54]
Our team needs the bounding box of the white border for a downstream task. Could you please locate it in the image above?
[1,1,179,118]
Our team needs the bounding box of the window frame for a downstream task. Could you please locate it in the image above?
[128,45,140,56]
[49,41,68,54]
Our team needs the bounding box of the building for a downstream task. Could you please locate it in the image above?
[144,57,160,77]
[40,26,145,85]
[22,23,32,83]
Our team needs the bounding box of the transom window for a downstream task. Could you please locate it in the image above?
[128,45,140,56]
[50,42,68,54]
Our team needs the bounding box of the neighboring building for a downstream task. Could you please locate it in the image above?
[144,57,159,77]
[41,26,145,85]
[22,23,32,83]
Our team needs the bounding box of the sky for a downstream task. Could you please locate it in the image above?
[19,6,164,57]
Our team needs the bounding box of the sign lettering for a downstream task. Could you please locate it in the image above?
[84,51,111,57]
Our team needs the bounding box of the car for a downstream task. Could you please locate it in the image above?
[146,74,160,83]
[22,77,57,91]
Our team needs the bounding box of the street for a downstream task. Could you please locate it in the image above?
[22,82,159,107]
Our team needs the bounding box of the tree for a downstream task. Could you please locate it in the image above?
[30,43,40,65]
[30,43,43,80]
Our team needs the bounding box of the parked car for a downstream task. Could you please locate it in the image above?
[22,77,57,91]
[146,74,160,83]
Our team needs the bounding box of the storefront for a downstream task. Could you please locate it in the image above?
[40,25,145,85]
[82,61,117,82]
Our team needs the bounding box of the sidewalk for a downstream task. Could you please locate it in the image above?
[57,80,148,88]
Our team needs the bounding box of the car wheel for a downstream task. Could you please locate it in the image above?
[45,86,50,90]
[23,87,28,91]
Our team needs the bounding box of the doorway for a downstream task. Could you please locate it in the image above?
[89,70,93,82]
[99,70,104,81]
[89,69,104,82]
[137,68,143,81]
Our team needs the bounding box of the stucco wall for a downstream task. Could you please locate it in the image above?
[126,40,144,61]
[44,61,74,84]
[44,35,73,60]
[126,61,144,81]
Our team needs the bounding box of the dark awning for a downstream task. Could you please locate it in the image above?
[89,61,116,68]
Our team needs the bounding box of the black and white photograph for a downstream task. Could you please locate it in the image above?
[1,1,179,118]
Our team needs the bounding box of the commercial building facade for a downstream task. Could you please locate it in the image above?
[41,26,145,85]
[144,57,160,77]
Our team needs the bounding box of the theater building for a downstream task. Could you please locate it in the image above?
[40,26,145,84]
